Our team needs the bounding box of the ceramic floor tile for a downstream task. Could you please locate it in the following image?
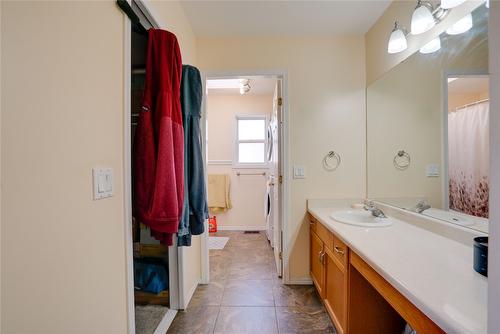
[273,285,323,307]
[227,263,276,280]
[214,307,278,334]
[222,279,274,306]
[166,306,219,334]
[188,281,224,307]
[276,306,336,334]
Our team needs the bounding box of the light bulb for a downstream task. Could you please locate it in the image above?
[446,14,473,35]
[411,2,436,35]
[441,0,467,9]
[420,37,441,54]
[239,86,245,95]
[486,0,489,8]
[387,22,408,54]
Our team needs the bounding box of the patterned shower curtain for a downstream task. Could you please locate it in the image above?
[448,101,489,218]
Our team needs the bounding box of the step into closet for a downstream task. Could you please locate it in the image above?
[120,1,208,333]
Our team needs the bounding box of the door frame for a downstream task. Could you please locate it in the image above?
[200,70,291,284]
[121,2,181,333]
[442,70,489,210]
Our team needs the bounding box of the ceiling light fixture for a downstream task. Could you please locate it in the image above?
[239,79,251,95]
[446,13,473,35]
[387,21,408,54]
[419,37,441,54]
[411,0,436,35]
[441,0,467,9]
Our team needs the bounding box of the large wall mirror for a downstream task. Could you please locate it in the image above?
[367,4,489,233]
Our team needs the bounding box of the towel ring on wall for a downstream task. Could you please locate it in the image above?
[323,151,341,171]
[394,150,411,170]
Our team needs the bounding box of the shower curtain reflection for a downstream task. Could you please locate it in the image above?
[448,101,490,218]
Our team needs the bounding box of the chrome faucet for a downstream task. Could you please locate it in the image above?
[363,200,387,218]
[414,200,431,214]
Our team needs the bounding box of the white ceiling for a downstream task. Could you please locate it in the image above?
[180,1,392,37]
[207,77,277,96]
[448,77,489,95]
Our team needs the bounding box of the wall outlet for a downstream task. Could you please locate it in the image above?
[426,164,440,177]
[293,165,306,179]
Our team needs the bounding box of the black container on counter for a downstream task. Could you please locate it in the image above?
[473,236,488,277]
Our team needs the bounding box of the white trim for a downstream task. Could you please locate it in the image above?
[201,69,291,284]
[208,160,232,165]
[233,114,269,168]
[152,310,178,334]
[184,277,201,309]
[216,225,267,231]
[122,9,135,334]
[287,278,313,285]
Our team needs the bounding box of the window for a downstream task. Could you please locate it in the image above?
[235,115,267,167]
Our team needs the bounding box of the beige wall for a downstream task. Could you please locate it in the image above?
[207,94,273,229]
[365,0,484,84]
[1,2,127,333]
[197,36,366,281]
[488,2,500,332]
[1,0,200,332]
[367,56,444,207]
[144,0,202,309]
[448,91,489,111]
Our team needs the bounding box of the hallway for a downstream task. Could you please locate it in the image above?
[167,231,335,334]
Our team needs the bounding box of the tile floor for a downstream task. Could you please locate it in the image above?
[166,231,336,334]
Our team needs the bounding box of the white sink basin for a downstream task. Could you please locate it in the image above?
[330,209,393,227]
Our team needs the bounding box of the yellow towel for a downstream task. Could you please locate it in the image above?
[208,174,232,213]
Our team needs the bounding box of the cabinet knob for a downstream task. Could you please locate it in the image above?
[334,246,345,255]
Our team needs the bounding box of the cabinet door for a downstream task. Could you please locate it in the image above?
[324,247,348,334]
[310,230,325,298]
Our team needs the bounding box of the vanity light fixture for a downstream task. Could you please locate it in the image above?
[411,0,436,35]
[388,21,408,54]
[419,37,441,54]
[440,0,467,9]
[446,13,473,35]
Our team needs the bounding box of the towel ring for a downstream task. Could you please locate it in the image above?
[394,150,410,170]
[323,151,341,171]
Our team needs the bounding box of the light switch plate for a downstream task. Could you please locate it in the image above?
[426,164,440,177]
[293,165,306,179]
[93,167,113,200]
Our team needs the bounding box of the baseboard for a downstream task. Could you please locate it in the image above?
[286,277,313,285]
[153,309,177,334]
[184,278,200,309]
[217,225,266,231]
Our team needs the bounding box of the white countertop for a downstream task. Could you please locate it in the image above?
[307,200,487,334]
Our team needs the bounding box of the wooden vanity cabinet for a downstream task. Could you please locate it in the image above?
[310,228,326,298]
[324,245,348,334]
[308,213,444,334]
[310,215,347,333]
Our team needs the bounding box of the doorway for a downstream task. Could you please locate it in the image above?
[121,1,182,334]
[444,74,489,231]
[201,73,288,282]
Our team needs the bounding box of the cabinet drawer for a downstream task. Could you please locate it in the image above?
[332,235,348,267]
[309,215,317,233]
[316,222,333,250]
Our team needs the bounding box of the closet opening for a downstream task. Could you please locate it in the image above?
[202,73,288,282]
[122,1,183,333]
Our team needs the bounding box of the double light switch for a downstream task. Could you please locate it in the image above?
[93,167,113,200]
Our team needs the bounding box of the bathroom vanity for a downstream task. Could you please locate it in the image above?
[308,200,487,334]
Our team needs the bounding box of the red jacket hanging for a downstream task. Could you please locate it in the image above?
[133,29,184,245]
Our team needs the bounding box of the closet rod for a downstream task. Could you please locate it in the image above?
[454,98,489,112]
